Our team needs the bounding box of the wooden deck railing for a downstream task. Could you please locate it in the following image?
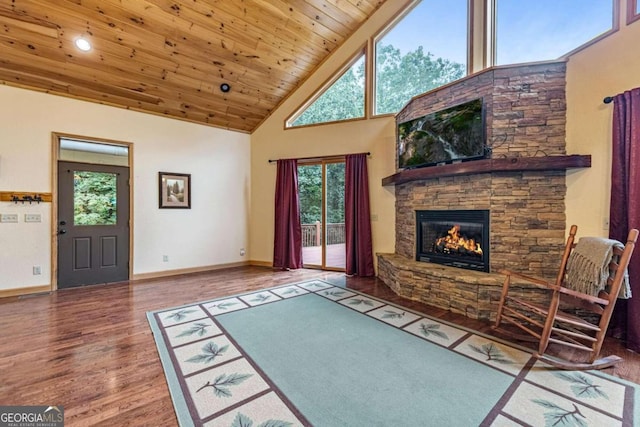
[301,222,345,247]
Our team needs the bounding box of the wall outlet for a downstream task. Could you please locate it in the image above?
[163,255,169,262]
[33,266,41,275]
[1,213,18,223]
[25,213,42,223]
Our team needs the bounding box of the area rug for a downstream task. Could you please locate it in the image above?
[147,279,639,426]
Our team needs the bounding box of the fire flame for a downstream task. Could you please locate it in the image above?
[434,225,483,255]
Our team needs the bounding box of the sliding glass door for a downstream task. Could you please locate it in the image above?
[298,160,345,270]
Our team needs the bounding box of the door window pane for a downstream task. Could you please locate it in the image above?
[299,165,322,266]
[325,162,345,269]
[74,171,117,225]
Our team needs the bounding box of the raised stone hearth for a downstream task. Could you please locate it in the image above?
[377,254,550,320]
[378,60,589,320]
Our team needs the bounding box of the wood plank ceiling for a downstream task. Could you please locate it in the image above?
[0,0,385,133]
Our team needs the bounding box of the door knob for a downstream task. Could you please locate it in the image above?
[59,229,67,235]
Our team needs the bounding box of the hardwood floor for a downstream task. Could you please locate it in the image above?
[1,266,638,426]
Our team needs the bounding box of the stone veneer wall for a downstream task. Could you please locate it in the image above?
[395,61,569,278]
[378,61,570,320]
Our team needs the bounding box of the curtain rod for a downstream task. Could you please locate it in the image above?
[603,96,614,104]
[268,152,370,163]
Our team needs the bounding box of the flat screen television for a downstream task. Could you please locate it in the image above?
[397,98,486,169]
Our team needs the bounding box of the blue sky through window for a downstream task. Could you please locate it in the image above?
[496,0,613,65]
[379,1,613,67]
[380,0,467,66]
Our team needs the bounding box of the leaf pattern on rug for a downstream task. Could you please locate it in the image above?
[348,298,374,306]
[282,288,300,295]
[532,399,587,427]
[468,342,512,364]
[306,282,326,289]
[165,309,197,322]
[381,310,406,319]
[186,341,229,364]
[196,373,252,398]
[175,322,210,338]
[323,290,346,297]
[231,412,293,427]
[208,302,239,311]
[553,372,609,400]
[419,323,449,340]
[251,294,272,303]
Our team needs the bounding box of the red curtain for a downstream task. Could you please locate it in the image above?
[609,87,640,351]
[273,159,303,269]
[345,153,375,276]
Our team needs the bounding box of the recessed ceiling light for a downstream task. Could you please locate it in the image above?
[220,83,231,93]
[74,37,92,52]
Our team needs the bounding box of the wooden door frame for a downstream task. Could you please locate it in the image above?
[50,132,134,290]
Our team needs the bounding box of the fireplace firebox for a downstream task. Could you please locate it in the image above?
[416,210,490,272]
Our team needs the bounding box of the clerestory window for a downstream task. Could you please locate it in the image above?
[285,0,622,128]
[286,53,365,128]
[494,0,615,65]
[373,0,468,116]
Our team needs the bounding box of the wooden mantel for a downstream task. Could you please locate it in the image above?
[381,155,591,186]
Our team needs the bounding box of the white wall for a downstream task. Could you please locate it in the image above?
[0,85,250,292]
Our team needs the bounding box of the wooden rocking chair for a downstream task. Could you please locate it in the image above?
[493,225,638,370]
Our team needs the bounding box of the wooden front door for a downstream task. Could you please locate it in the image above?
[57,161,130,288]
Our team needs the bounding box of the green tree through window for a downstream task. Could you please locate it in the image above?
[291,56,365,127]
[375,44,464,115]
[298,163,345,224]
[374,0,467,115]
[289,46,464,126]
[298,165,322,224]
[326,163,345,224]
[74,171,117,226]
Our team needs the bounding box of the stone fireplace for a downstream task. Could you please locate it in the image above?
[377,61,591,320]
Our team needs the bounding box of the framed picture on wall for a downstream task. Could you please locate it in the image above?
[159,172,191,209]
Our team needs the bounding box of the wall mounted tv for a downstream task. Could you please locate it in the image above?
[397,98,487,169]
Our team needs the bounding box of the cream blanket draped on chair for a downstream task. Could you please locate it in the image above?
[565,237,631,299]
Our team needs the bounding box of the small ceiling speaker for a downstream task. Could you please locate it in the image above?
[220,83,231,93]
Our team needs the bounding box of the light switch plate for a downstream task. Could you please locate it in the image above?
[25,213,42,223]
[1,213,19,223]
